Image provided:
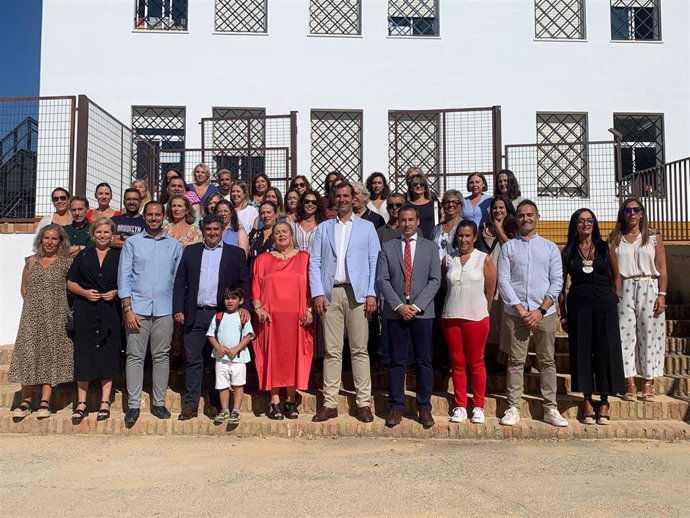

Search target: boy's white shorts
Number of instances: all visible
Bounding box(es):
[215,361,247,389]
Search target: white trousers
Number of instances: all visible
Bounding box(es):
[618,278,665,379]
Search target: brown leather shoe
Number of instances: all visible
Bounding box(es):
[178,404,198,421]
[418,408,435,428]
[357,406,374,423]
[312,406,338,422]
[385,409,403,428]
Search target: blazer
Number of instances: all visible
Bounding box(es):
[173,243,250,328]
[309,215,381,304]
[376,236,441,320]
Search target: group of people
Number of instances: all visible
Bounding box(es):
[10,165,667,429]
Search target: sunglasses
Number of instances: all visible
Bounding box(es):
[387,203,403,209]
[576,219,594,226]
[624,207,642,214]
[303,199,318,206]
[293,182,305,188]
[443,200,460,207]
[52,195,68,202]
[410,181,424,187]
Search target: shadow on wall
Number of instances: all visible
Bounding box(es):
[0,233,35,344]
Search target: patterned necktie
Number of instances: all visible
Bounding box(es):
[404,237,413,298]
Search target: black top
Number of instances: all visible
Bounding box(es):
[112,213,145,237]
[360,209,385,229]
[415,200,436,239]
[567,252,613,299]
[248,228,275,267]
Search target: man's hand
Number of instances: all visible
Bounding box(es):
[522,310,543,329]
[173,312,185,326]
[396,304,418,321]
[125,310,141,332]
[239,308,250,324]
[365,296,377,317]
[313,296,327,316]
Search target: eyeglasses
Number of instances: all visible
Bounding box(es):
[303,199,318,206]
[294,182,305,188]
[410,181,424,187]
[52,195,68,202]
[623,207,642,214]
[387,203,403,209]
[443,200,460,207]
[576,219,594,226]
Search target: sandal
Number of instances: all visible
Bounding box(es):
[97,400,111,421]
[597,399,611,426]
[71,401,88,423]
[13,399,32,419]
[641,380,655,401]
[284,401,299,420]
[36,399,52,419]
[267,403,284,420]
[623,380,637,402]
[582,396,596,425]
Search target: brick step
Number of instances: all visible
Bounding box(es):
[1,384,687,421]
[667,320,690,337]
[664,353,690,376]
[1,408,687,441]
[666,336,690,354]
[666,305,690,320]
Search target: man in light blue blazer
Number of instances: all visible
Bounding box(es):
[310,182,381,423]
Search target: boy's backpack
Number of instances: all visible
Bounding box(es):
[214,312,224,339]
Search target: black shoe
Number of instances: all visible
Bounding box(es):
[124,408,140,426]
[151,405,171,419]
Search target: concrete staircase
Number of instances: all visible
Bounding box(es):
[1,304,688,441]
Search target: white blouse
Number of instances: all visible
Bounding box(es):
[237,205,259,233]
[442,249,489,321]
[616,233,660,278]
[366,200,389,223]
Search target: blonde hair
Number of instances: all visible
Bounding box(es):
[34,224,70,258]
[131,179,151,205]
[609,197,654,248]
[193,163,211,184]
[89,217,116,239]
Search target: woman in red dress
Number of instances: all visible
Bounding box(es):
[251,222,314,420]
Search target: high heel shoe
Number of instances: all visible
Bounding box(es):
[97,400,111,421]
[641,380,655,401]
[582,396,596,425]
[71,401,88,424]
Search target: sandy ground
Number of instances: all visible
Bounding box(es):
[0,435,687,518]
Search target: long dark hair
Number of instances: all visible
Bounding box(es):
[214,199,240,232]
[562,208,609,269]
[486,195,519,238]
[609,197,652,248]
[296,190,324,223]
[365,172,390,201]
[494,169,522,200]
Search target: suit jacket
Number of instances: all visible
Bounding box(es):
[309,215,381,304]
[376,236,441,320]
[173,243,250,328]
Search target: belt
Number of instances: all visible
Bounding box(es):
[623,275,657,281]
[334,283,351,288]
[197,305,217,311]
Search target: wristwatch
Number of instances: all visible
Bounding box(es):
[538,307,547,316]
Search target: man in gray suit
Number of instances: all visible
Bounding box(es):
[377,205,441,428]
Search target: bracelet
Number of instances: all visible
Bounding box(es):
[658,291,667,296]
[559,317,567,323]
[306,307,312,313]
[123,307,132,313]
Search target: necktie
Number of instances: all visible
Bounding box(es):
[404,237,413,298]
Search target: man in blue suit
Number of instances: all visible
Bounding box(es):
[310,182,381,423]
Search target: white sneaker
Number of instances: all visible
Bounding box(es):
[543,408,568,427]
[470,407,485,424]
[449,407,467,423]
[499,406,520,426]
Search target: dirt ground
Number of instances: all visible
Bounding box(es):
[0,435,687,518]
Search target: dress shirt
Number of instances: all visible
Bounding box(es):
[498,234,563,317]
[118,230,182,317]
[463,194,492,227]
[196,242,223,307]
[394,234,421,313]
[334,215,354,284]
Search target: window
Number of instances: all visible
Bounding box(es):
[536,112,589,197]
[614,113,664,176]
[535,0,586,39]
[388,0,438,37]
[131,106,186,177]
[210,108,266,179]
[311,111,363,186]
[310,0,361,35]
[611,0,661,41]
[135,0,188,31]
[388,111,440,188]
[215,0,267,33]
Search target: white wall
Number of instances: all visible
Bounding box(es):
[0,235,36,345]
[38,0,690,206]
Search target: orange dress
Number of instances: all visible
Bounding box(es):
[251,251,313,390]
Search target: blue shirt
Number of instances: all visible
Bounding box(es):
[196,243,223,307]
[498,234,563,317]
[463,194,492,227]
[118,230,182,317]
[222,228,239,246]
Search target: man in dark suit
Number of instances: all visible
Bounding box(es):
[173,214,250,420]
[377,205,441,429]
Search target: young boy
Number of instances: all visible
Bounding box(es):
[207,287,254,424]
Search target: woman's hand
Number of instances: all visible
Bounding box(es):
[84,289,101,303]
[653,295,666,317]
[301,310,313,327]
[256,307,271,324]
[101,290,117,302]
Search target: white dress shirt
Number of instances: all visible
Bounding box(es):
[334,215,354,284]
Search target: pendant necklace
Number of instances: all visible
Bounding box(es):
[578,243,594,274]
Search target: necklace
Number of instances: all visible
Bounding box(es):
[271,248,297,261]
[578,242,594,274]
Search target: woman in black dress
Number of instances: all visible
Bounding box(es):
[404,169,439,239]
[558,209,625,425]
[248,201,278,268]
[67,217,122,423]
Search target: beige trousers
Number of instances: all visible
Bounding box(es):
[322,285,371,408]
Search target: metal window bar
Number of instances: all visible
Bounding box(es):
[388,0,438,36]
[310,110,363,190]
[535,0,586,39]
[310,0,361,35]
[135,0,188,31]
[0,96,76,220]
[610,0,660,41]
[613,113,664,179]
[215,0,267,33]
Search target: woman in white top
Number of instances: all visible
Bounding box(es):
[290,190,323,255]
[441,219,496,425]
[365,172,390,223]
[609,198,667,401]
[230,180,259,233]
[36,187,72,234]
[430,189,464,262]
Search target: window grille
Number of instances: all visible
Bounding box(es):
[388,0,438,37]
[310,111,363,187]
[135,0,188,31]
[535,0,586,39]
[614,113,664,176]
[388,111,440,191]
[310,0,361,35]
[215,0,267,33]
[131,106,186,176]
[611,0,661,41]
[536,113,589,197]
